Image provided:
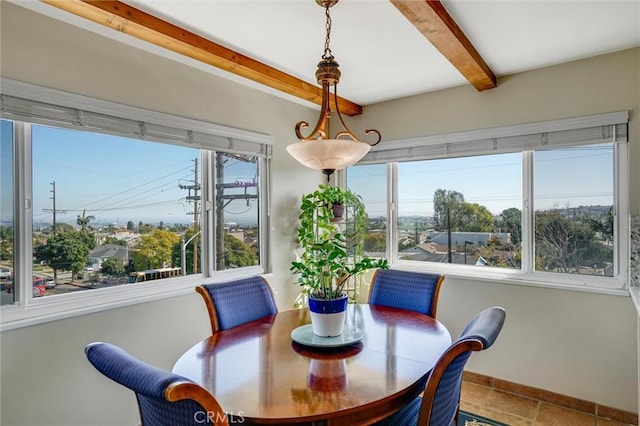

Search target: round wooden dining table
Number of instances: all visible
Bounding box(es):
[172,304,451,425]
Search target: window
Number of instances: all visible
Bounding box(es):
[346,164,387,257]
[1,120,14,306]
[0,79,271,328]
[347,112,628,292]
[393,153,522,268]
[533,145,614,277]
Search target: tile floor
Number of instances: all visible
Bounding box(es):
[460,380,638,426]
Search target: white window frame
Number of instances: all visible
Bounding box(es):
[0,79,272,331]
[348,112,629,296]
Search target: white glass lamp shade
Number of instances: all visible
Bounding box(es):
[286,139,371,171]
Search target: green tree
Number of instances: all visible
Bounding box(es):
[497,207,522,246]
[535,211,611,274]
[224,233,257,268]
[137,229,180,269]
[583,206,614,245]
[103,236,128,246]
[458,203,494,232]
[363,232,386,252]
[35,230,92,280]
[78,228,96,251]
[126,221,135,231]
[54,223,74,234]
[128,250,146,272]
[433,190,493,232]
[76,209,95,230]
[138,222,154,234]
[0,226,13,262]
[433,189,464,231]
[100,257,125,276]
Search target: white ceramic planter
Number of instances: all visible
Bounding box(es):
[308,294,348,337]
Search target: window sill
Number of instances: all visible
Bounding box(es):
[0,266,265,332]
[390,260,629,297]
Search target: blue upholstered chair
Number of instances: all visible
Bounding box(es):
[368,269,445,318]
[85,342,230,426]
[377,306,506,426]
[196,276,278,333]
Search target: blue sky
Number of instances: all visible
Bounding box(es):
[1,118,613,227]
[1,121,259,227]
[348,146,613,218]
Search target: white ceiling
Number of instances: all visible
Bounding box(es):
[14,0,640,107]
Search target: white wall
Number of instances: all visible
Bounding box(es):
[1,2,638,425]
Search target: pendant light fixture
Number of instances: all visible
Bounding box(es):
[287,0,381,180]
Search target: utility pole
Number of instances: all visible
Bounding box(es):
[192,158,199,274]
[42,181,68,235]
[42,181,67,283]
[179,158,200,274]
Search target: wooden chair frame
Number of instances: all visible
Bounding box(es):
[196,285,222,333]
[165,381,230,426]
[417,338,484,426]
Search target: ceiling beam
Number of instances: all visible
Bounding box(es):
[40,0,363,116]
[391,0,497,91]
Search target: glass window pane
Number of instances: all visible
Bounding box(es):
[214,152,259,270]
[534,144,614,276]
[31,125,201,295]
[1,120,14,305]
[347,164,387,257]
[397,153,522,268]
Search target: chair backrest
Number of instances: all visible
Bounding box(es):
[196,276,278,333]
[85,342,229,426]
[418,306,506,426]
[368,269,445,317]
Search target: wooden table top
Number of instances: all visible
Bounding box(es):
[172,304,451,425]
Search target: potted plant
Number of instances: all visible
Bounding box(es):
[319,183,349,221]
[290,184,388,336]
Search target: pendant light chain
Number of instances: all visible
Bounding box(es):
[322,5,333,61]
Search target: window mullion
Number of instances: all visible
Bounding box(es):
[388,162,398,262]
[200,150,214,277]
[258,157,270,272]
[614,141,629,283]
[13,122,33,306]
[521,151,534,274]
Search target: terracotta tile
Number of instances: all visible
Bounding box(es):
[461,381,493,406]
[494,378,541,400]
[598,405,639,426]
[463,371,493,387]
[461,401,483,415]
[472,405,534,426]
[597,418,637,426]
[484,389,540,419]
[535,402,596,426]
[461,374,636,426]
[540,389,596,414]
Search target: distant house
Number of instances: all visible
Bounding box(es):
[87,244,129,270]
[426,231,510,247]
[228,230,245,242]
